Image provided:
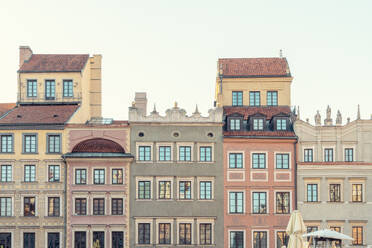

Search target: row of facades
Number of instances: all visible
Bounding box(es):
[0,46,371,248]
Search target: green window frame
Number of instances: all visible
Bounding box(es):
[232,91,243,106]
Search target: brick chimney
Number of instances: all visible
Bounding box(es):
[134,92,147,116]
[19,46,33,68]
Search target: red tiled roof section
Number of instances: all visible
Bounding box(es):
[19,54,89,72]
[219,58,290,77]
[0,104,79,124]
[224,130,296,137]
[72,138,125,153]
[224,106,292,119]
[0,103,16,117]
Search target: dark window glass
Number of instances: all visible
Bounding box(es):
[179,181,192,199]
[249,91,260,106]
[0,197,12,216]
[276,154,289,169]
[159,146,171,161]
[324,148,333,162]
[352,226,363,245]
[112,169,123,184]
[200,146,212,162]
[27,80,37,97]
[48,165,60,182]
[276,119,287,130]
[276,192,290,214]
[304,149,313,162]
[63,80,73,97]
[138,181,151,199]
[159,223,171,244]
[24,135,37,153]
[329,184,341,202]
[93,198,105,215]
[307,184,318,202]
[229,153,243,168]
[138,146,151,161]
[0,165,12,182]
[75,169,86,185]
[94,169,105,184]
[93,232,105,248]
[330,227,341,247]
[74,231,86,248]
[230,231,244,248]
[24,165,36,182]
[253,231,267,248]
[345,148,354,162]
[138,223,150,244]
[48,135,61,153]
[75,198,87,215]
[267,91,278,106]
[252,153,266,169]
[159,181,171,199]
[277,231,289,248]
[253,118,264,130]
[179,223,192,245]
[112,198,123,215]
[229,192,244,213]
[24,197,35,216]
[229,118,241,131]
[45,80,55,100]
[48,197,60,217]
[306,226,318,243]
[179,146,191,161]
[24,232,35,248]
[200,223,212,245]
[232,91,243,106]
[47,232,60,248]
[352,184,363,202]
[0,135,13,153]
[253,192,267,214]
[200,181,212,200]
[112,232,123,248]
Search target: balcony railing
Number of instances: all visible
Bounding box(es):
[18,92,82,104]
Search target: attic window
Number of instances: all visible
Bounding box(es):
[53,114,59,118]
[252,118,264,130]
[229,118,241,131]
[276,118,287,131]
[17,115,22,118]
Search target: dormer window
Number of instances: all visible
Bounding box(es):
[252,118,264,130]
[229,118,241,131]
[276,118,287,130]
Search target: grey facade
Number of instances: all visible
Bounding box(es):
[128,96,224,247]
[295,107,372,246]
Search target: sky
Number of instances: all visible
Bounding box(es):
[1,0,371,123]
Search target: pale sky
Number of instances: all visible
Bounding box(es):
[1,0,371,123]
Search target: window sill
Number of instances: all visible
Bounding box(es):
[45,216,62,218]
[136,199,153,201]
[305,201,321,203]
[21,216,38,218]
[22,153,39,155]
[177,199,194,201]
[0,216,14,218]
[21,181,39,184]
[251,213,269,215]
[0,152,14,154]
[350,201,365,204]
[47,181,62,183]
[136,160,153,163]
[327,201,344,203]
[0,181,15,184]
[156,199,173,201]
[46,152,62,155]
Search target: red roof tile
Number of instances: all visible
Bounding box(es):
[19,54,89,72]
[0,104,79,125]
[224,106,292,119]
[72,138,125,153]
[224,130,296,137]
[0,103,16,117]
[218,58,290,77]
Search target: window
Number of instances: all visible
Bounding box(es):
[75,231,86,248]
[112,198,123,215]
[23,134,37,153]
[0,197,12,216]
[304,149,313,162]
[276,154,289,169]
[250,91,260,106]
[93,231,104,248]
[24,232,35,248]
[229,118,241,131]
[159,223,171,244]
[200,181,212,200]
[112,169,123,184]
[179,223,192,245]
[94,169,105,184]
[24,165,36,182]
[252,192,267,214]
[276,192,290,214]
[324,148,333,162]
[252,118,264,130]
[24,197,36,216]
[267,91,278,106]
[179,146,191,161]
[329,184,341,202]
[276,119,287,130]
[0,165,12,182]
[230,231,244,248]
[112,232,124,248]
[75,169,86,185]
[45,80,55,100]
[252,153,266,169]
[352,184,363,202]
[352,226,363,245]
[306,226,318,242]
[330,227,341,247]
[48,165,60,182]
[47,135,61,153]
[345,148,354,162]
[159,146,171,161]
[200,146,212,162]
[138,181,151,199]
[63,80,73,97]
[232,91,243,106]
[0,233,11,248]
[48,197,60,217]
[27,80,37,97]
[200,223,212,245]
[229,153,243,168]
[307,184,318,202]
[93,198,105,215]
[138,223,150,244]
[159,181,172,199]
[138,146,151,161]
[277,231,289,248]
[48,233,60,248]
[229,192,244,214]
[0,135,13,153]
[75,198,86,215]
[179,181,192,199]
[253,231,267,248]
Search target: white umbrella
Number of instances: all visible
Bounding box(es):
[286,210,307,248]
[303,229,354,241]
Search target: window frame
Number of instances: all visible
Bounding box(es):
[24,165,36,182]
[74,198,87,215]
[0,134,14,153]
[22,133,38,154]
[252,118,265,131]
[229,230,244,248]
[138,180,152,200]
[229,191,244,214]
[352,226,363,245]
[304,148,313,162]
[158,223,171,245]
[24,196,36,216]
[74,231,87,248]
[63,79,74,98]
[75,168,87,185]
[253,231,268,248]
[179,223,192,245]
[178,180,192,200]
[47,197,60,217]
[93,198,105,215]
[111,198,123,215]
[329,184,341,202]
[158,145,172,162]
[23,232,35,248]
[275,153,290,169]
[232,91,243,106]
[112,231,124,248]
[275,192,290,214]
[158,180,172,200]
[112,168,123,184]
[199,223,212,245]
[138,223,151,244]
[252,153,266,169]
[199,180,213,200]
[249,91,260,106]
[138,145,152,161]
[344,148,354,162]
[179,145,192,162]
[27,79,38,98]
[48,165,60,182]
[267,91,278,106]
[229,118,242,131]
[229,152,244,169]
[324,148,334,162]
[45,79,56,100]
[0,197,12,216]
[0,164,12,182]
[46,134,61,154]
[47,232,60,248]
[351,184,363,202]
[93,169,105,185]
[252,192,267,214]
[306,184,318,202]
[199,146,212,162]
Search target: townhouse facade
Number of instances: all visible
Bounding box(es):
[216,58,297,248]
[295,107,372,247]
[128,93,224,247]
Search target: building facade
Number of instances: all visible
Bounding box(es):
[295,107,372,246]
[217,58,297,248]
[128,93,224,247]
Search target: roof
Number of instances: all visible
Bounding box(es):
[224,130,296,138]
[218,58,290,78]
[0,104,79,125]
[224,106,292,119]
[63,152,133,158]
[72,138,125,153]
[19,54,89,72]
[0,103,16,117]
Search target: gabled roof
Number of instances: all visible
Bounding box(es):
[19,54,89,72]
[218,58,291,78]
[0,103,16,117]
[0,104,79,125]
[224,106,292,120]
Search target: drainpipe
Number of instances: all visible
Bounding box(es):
[294,138,298,210]
[63,157,67,248]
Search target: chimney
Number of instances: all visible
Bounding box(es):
[135,92,147,116]
[19,46,33,68]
